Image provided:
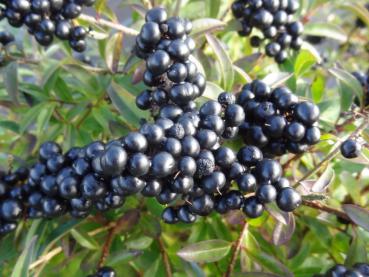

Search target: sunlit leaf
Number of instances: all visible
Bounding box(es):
[177,240,232,263]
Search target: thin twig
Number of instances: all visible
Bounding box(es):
[302,200,352,223]
[224,222,248,277]
[158,237,172,277]
[294,119,369,186]
[97,225,116,269]
[79,14,139,36]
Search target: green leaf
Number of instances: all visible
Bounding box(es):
[339,3,369,26]
[342,204,369,232]
[311,73,325,103]
[0,120,20,133]
[345,231,368,265]
[70,229,99,250]
[107,81,145,128]
[203,81,223,100]
[39,219,82,254]
[3,62,19,105]
[36,102,56,136]
[311,165,335,193]
[11,236,37,277]
[235,53,263,73]
[294,50,318,77]
[126,236,153,250]
[191,18,226,38]
[177,239,232,263]
[20,103,44,133]
[303,22,347,42]
[106,250,143,266]
[329,68,364,108]
[262,72,293,88]
[205,34,234,91]
[105,32,123,73]
[247,250,293,277]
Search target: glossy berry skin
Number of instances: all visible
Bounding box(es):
[215,147,236,169]
[256,183,277,203]
[237,146,263,166]
[0,31,15,45]
[225,190,244,209]
[97,266,116,277]
[340,139,361,159]
[190,194,214,216]
[151,152,176,178]
[225,104,245,127]
[100,145,127,176]
[353,263,369,275]
[161,207,178,224]
[243,196,264,218]
[0,199,23,220]
[294,102,320,125]
[255,159,282,182]
[201,171,226,193]
[177,205,196,223]
[178,156,197,176]
[285,121,306,142]
[145,7,167,23]
[146,50,171,75]
[325,265,347,277]
[276,187,302,212]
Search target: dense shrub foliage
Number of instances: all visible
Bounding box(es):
[0,0,368,276]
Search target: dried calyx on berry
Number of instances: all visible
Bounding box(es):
[0,0,94,51]
[236,79,320,156]
[134,7,206,111]
[231,0,304,64]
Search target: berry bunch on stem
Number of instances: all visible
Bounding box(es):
[0,0,94,51]
[232,0,304,63]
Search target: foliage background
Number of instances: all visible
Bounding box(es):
[0,0,368,276]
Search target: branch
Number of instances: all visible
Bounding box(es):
[158,237,172,277]
[97,225,116,269]
[302,200,352,223]
[224,222,248,277]
[79,14,139,36]
[294,118,369,186]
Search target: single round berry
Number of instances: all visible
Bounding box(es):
[276,187,302,212]
[340,139,361,159]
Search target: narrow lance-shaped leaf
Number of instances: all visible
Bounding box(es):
[3,62,19,106]
[342,204,369,232]
[262,72,293,88]
[205,34,234,91]
[191,18,226,38]
[105,32,123,73]
[177,239,232,263]
[11,236,37,277]
[303,22,347,42]
[339,2,369,26]
[329,68,364,108]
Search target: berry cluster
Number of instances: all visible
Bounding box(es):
[314,263,369,277]
[352,70,369,107]
[232,0,304,64]
[134,7,206,110]
[340,139,362,159]
[0,96,302,233]
[0,0,94,51]
[0,8,305,235]
[236,80,320,156]
[0,30,14,46]
[87,266,116,277]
